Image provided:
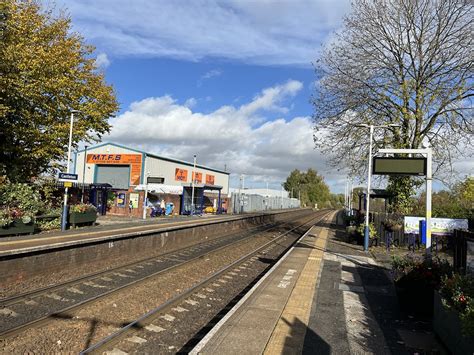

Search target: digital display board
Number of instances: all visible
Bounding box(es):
[372,157,427,176]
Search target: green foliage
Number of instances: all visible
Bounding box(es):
[70,203,97,214]
[386,176,421,214]
[0,178,61,227]
[0,182,43,226]
[411,176,474,220]
[356,222,377,239]
[0,0,119,181]
[283,169,331,207]
[440,274,474,336]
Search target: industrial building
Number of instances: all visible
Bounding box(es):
[73,142,230,216]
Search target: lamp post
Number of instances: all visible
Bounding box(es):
[61,110,81,231]
[81,145,88,203]
[191,154,196,216]
[357,123,400,251]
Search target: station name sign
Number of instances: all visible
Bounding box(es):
[58,172,78,182]
[372,157,427,176]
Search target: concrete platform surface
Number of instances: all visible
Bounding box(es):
[191,211,448,355]
[0,214,235,256]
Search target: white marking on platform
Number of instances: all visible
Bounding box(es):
[224,275,233,279]
[67,287,84,294]
[136,265,144,269]
[185,299,199,306]
[24,299,38,306]
[212,283,221,287]
[161,314,175,322]
[229,272,238,276]
[172,306,188,312]
[218,279,227,283]
[195,293,207,299]
[205,288,214,292]
[0,308,18,317]
[101,277,113,281]
[145,324,165,333]
[127,335,147,344]
[277,269,297,288]
[124,269,136,273]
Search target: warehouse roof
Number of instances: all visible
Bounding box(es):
[76,142,230,175]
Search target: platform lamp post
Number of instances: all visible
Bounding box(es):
[81,145,88,203]
[61,109,81,231]
[191,154,196,216]
[356,123,400,252]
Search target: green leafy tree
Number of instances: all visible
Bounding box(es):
[313,0,473,211]
[0,0,119,182]
[283,169,331,207]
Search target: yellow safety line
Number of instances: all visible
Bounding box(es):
[264,213,333,354]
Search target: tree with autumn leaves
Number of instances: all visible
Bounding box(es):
[0,0,118,182]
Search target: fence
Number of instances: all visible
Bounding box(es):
[453,229,474,274]
[230,193,300,214]
[371,212,407,246]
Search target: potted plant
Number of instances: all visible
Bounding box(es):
[391,254,452,315]
[434,274,474,353]
[0,208,35,236]
[68,203,97,227]
[356,222,377,246]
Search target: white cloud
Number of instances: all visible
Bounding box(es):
[184,98,197,108]
[107,80,336,188]
[201,69,222,80]
[95,52,110,68]
[60,0,352,66]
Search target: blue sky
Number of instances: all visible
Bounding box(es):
[50,0,379,192]
[43,0,471,196]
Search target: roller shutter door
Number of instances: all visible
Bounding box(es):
[95,165,130,189]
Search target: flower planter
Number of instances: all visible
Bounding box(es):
[395,283,434,316]
[0,219,35,236]
[68,211,97,228]
[433,291,474,354]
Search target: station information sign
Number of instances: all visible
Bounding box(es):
[372,157,427,176]
[58,172,78,182]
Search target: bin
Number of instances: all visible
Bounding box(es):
[165,202,174,216]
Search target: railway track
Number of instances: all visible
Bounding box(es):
[0,210,314,339]
[80,210,331,354]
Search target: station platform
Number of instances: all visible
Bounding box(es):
[191,212,446,355]
[0,214,245,257]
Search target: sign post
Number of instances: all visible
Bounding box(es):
[378,148,433,254]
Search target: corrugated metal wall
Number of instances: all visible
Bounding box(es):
[230,193,300,213]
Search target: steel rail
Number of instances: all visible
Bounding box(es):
[80,210,331,354]
[0,211,313,339]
